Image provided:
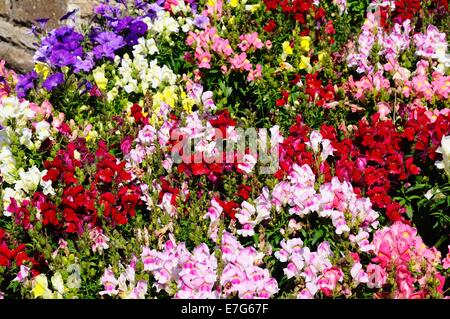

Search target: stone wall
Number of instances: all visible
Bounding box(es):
[0,0,97,72]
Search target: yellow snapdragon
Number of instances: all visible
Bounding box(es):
[299,36,311,52]
[318,51,328,65]
[230,0,239,7]
[181,91,194,113]
[86,129,98,142]
[34,62,51,79]
[245,4,261,12]
[93,65,108,91]
[299,55,311,71]
[282,41,293,56]
[31,274,53,299]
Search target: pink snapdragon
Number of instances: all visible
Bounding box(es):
[211,38,234,57]
[275,240,334,298]
[350,262,369,285]
[204,198,222,241]
[238,32,263,52]
[376,102,391,120]
[99,267,120,296]
[247,64,262,82]
[414,25,447,59]
[366,263,387,288]
[89,227,110,254]
[235,201,257,237]
[140,232,277,299]
[347,12,380,74]
[220,232,279,299]
[236,153,257,174]
[29,100,53,118]
[370,222,445,298]
[371,222,418,267]
[317,267,344,297]
[174,244,219,299]
[141,237,218,298]
[13,265,30,283]
[195,48,212,69]
[229,53,252,71]
[443,246,450,270]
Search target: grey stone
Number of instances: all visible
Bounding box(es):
[0,41,34,72]
[11,0,67,28]
[0,0,12,17]
[0,17,37,50]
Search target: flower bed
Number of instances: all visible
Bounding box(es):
[0,0,449,299]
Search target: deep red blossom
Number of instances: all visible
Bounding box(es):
[305,72,335,106]
[89,85,102,97]
[393,0,422,23]
[18,139,142,237]
[216,198,239,219]
[41,202,59,226]
[236,185,252,200]
[209,109,236,137]
[325,20,335,35]
[99,192,116,217]
[131,103,144,123]
[0,234,35,270]
[118,185,141,218]
[59,123,71,136]
[263,19,277,32]
[276,90,289,107]
[191,163,210,175]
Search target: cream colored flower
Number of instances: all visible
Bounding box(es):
[435,135,450,177]
[31,274,53,299]
[93,65,108,91]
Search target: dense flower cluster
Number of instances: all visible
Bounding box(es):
[0,0,449,299]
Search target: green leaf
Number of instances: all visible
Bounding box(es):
[311,229,324,246]
[405,206,413,219]
[405,184,427,193]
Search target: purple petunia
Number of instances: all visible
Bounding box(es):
[95,31,125,47]
[124,20,148,46]
[35,18,50,29]
[42,72,64,91]
[92,31,125,60]
[15,71,38,98]
[59,8,79,22]
[74,53,95,73]
[146,3,164,19]
[49,50,77,67]
[194,15,209,29]
[35,26,85,69]
[92,45,117,60]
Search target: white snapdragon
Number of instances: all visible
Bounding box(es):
[0,97,35,126]
[148,11,179,35]
[35,120,51,141]
[0,96,18,120]
[0,146,17,184]
[15,165,42,194]
[18,127,34,149]
[171,0,190,15]
[133,38,159,56]
[111,10,181,102]
[435,135,450,177]
[181,17,194,33]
